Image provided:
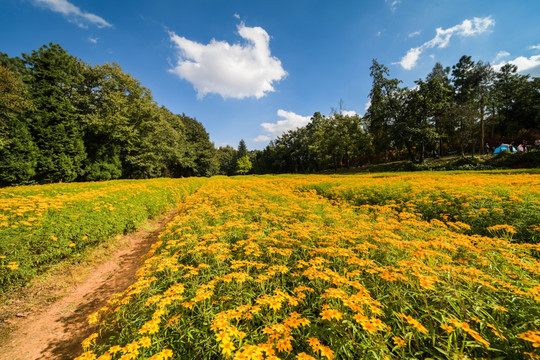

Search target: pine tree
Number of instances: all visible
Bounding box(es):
[23,44,86,183]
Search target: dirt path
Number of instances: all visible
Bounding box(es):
[0,210,177,360]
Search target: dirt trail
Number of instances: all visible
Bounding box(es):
[0,210,176,360]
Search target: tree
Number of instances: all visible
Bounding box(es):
[81,62,139,180]
[216,146,237,175]
[0,44,221,185]
[237,139,248,159]
[491,64,540,136]
[179,115,218,177]
[236,155,252,175]
[425,63,452,155]
[451,55,493,154]
[366,59,402,160]
[0,65,37,186]
[23,43,86,182]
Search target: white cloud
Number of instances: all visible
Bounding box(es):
[258,109,311,138]
[493,50,510,62]
[408,31,421,38]
[398,16,494,70]
[88,36,98,44]
[493,54,540,73]
[169,23,287,99]
[341,110,358,117]
[386,0,402,12]
[399,47,423,70]
[33,0,112,28]
[377,31,382,37]
[529,44,540,51]
[234,13,240,19]
[253,135,271,142]
[364,99,371,112]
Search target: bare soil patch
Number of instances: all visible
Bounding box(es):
[0,209,177,360]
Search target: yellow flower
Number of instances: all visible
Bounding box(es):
[392,336,406,348]
[96,353,112,360]
[440,324,454,333]
[398,313,428,334]
[74,351,97,360]
[82,332,98,350]
[518,330,540,348]
[220,339,236,357]
[138,336,152,348]
[296,352,317,360]
[139,319,160,334]
[320,309,343,321]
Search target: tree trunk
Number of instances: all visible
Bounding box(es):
[480,98,485,154]
[406,142,416,163]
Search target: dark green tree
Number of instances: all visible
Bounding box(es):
[366,59,402,160]
[23,43,86,182]
[237,139,248,158]
[425,63,453,155]
[451,56,493,154]
[216,146,237,176]
[0,65,38,186]
[179,115,218,177]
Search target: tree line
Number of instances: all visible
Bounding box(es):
[2,45,539,184]
[248,56,540,174]
[0,43,219,186]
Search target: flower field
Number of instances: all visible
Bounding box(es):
[304,171,540,243]
[0,178,206,293]
[76,173,540,360]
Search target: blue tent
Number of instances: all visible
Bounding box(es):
[493,144,516,154]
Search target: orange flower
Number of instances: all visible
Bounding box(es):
[320,309,343,321]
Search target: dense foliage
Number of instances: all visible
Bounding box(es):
[252,57,540,174]
[0,177,206,292]
[0,44,218,186]
[2,45,539,182]
[76,173,539,360]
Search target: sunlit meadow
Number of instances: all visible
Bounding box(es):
[73,173,539,360]
[0,178,206,292]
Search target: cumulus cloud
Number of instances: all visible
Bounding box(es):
[33,0,112,28]
[493,54,540,73]
[169,23,287,99]
[408,31,421,38]
[398,16,494,70]
[88,36,99,44]
[257,110,311,139]
[529,44,540,51]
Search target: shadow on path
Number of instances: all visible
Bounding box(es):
[42,216,170,360]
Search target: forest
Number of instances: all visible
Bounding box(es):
[1,44,540,185]
[0,43,217,187]
[252,58,540,174]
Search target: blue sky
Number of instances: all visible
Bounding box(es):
[1,0,539,150]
